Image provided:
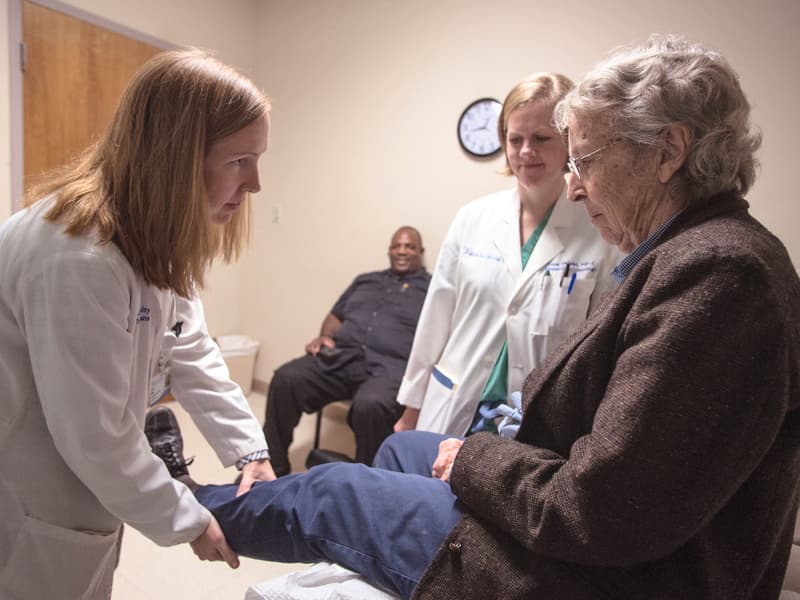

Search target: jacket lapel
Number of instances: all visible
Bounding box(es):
[519,192,750,415]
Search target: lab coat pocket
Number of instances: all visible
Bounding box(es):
[1,515,121,600]
[533,276,595,334]
[531,276,595,359]
[418,365,460,433]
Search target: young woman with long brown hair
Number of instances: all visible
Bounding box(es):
[0,49,275,598]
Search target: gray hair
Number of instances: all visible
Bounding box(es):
[554,34,762,198]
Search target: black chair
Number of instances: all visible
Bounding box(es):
[305,401,355,469]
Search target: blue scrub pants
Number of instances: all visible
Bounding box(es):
[195,431,461,599]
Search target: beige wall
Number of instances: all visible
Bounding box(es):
[2,0,799,386]
[247,0,800,383]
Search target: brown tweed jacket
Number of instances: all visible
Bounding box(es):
[413,193,800,600]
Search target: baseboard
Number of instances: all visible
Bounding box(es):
[251,377,269,395]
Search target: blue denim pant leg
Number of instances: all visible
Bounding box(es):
[373,430,464,476]
[195,462,464,599]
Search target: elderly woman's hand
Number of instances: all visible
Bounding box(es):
[431,437,465,482]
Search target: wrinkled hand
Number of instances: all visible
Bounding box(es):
[431,438,464,482]
[305,336,335,356]
[236,458,276,497]
[394,407,420,432]
[190,515,239,569]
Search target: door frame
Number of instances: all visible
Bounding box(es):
[7,0,171,211]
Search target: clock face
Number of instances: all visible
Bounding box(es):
[457,98,503,157]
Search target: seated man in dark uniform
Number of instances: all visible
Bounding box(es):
[263,226,430,475]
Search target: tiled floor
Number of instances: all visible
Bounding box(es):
[113,392,356,600]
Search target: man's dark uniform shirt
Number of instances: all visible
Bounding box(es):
[263,265,431,475]
[321,268,430,378]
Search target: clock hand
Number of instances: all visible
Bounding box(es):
[470,117,492,132]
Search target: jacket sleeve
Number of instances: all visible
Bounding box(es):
[450,250,794,566]
[395,212,463,409]
[168,295,268,466]
[24,250,209,546]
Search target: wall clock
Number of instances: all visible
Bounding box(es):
[457,97,503,157]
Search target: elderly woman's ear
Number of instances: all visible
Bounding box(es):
[657,123,693,184]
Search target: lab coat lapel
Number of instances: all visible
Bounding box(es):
[492,189,523,279]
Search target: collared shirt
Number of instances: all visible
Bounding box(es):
[239,269,430,467]
[324,268,431,381]
[611,212,683,284]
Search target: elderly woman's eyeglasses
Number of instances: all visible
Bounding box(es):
[566,142,614,181]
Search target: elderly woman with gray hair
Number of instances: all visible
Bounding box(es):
[149,35,800,600]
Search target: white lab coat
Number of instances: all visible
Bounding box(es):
[396,186,624,436]
[0,198,267,599]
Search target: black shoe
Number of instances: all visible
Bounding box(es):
[144,406,193,478]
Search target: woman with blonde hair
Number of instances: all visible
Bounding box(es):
[0,49,274,598]
[394,72,622,436]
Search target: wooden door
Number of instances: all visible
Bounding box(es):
[22,1,163,190]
